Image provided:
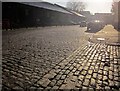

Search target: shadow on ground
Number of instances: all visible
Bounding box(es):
[85,27,103,33]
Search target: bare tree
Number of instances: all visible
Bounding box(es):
[66,0,86,12]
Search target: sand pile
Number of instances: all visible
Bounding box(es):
[95,25,120,37]
[92,25,120,44]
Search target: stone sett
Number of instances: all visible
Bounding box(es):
[2,27,120,90]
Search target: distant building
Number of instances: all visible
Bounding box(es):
[112,1,118,29]
[114,1,120,30]
[2,2,85,30]
[93,13,113,24]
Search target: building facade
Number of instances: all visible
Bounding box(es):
[2,2,85,30]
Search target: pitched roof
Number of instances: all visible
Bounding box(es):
[2,1,72,14]
[70,11,85,17]
[20,2,72,14]
[54,4,85,17]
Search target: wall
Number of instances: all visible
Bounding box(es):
[2,2,82,30]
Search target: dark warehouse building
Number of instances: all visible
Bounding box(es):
[2,2,85,30]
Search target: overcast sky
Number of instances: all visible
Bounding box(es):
[43,0,113,14]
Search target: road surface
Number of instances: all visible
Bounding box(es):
[2,25,91,89]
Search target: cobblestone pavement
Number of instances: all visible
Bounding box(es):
[29,43,120,90]
[2,26,90,90]
[2,26,120,90]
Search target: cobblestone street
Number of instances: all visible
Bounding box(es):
[31,43,120,90]
[2,26,90,90]
[2,25,120,90]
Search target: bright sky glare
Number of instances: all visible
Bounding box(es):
[43,0,113,14]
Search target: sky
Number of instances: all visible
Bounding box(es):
[43,0,113,14]
[3,0,114,14]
